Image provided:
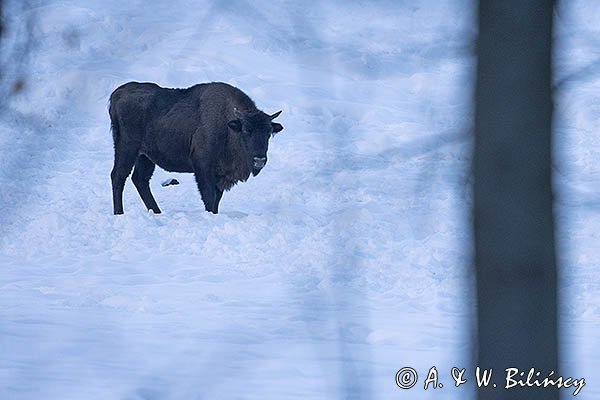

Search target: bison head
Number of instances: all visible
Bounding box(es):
[228,109,284,175]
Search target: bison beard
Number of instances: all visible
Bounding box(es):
[109,82,284,215]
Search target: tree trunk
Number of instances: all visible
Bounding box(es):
[474,1,558,400]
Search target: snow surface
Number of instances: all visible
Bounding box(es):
[0,0,597,399]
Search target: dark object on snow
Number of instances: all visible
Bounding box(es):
[109,82,284,215]
[161,178,179,187]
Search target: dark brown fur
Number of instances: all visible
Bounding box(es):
[109,82,283,214]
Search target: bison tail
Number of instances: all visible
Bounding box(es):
[108,97,120,144]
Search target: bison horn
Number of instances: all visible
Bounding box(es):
[233,107,244,119]
[270,110,282,120]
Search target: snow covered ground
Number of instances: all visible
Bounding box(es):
[555,1,600,398]
[0,1,597,399]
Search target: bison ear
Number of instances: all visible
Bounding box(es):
[228,119,242,132]
[271,122,284,136]
[270,110,282,120]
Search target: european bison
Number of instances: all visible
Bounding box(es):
[109,82,284,215]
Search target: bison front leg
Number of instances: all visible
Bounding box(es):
[193,167,218,214]
[214,187,224,213]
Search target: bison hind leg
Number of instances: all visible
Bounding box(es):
[132,154,161,214]
[111,146,139,215]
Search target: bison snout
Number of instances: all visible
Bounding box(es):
[253,156,267,169]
